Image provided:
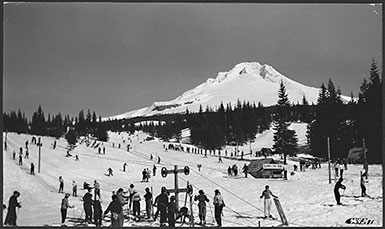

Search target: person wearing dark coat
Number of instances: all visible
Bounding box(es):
[157,187,169,226]
[103,195,123,227]
[144,187,153,219]
[18,154,23,166]
[4,191,21,226]
[93,196,103,227]
[83,189,94,223]
[30,163,35,175]
[334,178,346,205]
[242,164,249,178]
[167,196,177,227]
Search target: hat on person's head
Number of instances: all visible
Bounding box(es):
[65,193,71,197]
[214,189,220,194]
[170,196,176,201]
[199,190,204,195]
[117,188,123,193]
[13,191,20,196]
[265,185,269,189]
[145,187,150,192]
[130,184,134,188]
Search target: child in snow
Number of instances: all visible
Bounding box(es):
[260,185,278,219]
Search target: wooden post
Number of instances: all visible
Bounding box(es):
[363,138,368,179]
[174,165,179,210]
[189,194,194,227]
[38,137,42,173]
[327,137,331,184]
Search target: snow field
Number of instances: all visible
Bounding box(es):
[3,128,382,227]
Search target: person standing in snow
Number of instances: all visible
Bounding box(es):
[157,187,169,226]
[242,164,249,178]
[260,185,278,219]
[103,194,123,227]
[153,164,157,176]
[194,190,209,225]
[30,163,35,175]
[94,180,101,200]
[167,196,177,227]
[360,171,368,197]
[334,177,346,205]
[60,193,74,226]
[93,196,103,227]
[72,181,77,197]
[18,154,23,166]
[228,166,232,177]
[132,191,141,218]
[123,163,127,172]
[103,146,105,154]
[4,191,21,226]
[24,148,29,159]
[12,150,16,160]
[142,169,148,182]
[58,176,64,193]
[213,189,225,227]
[127,184,136,213]
[144,187,153,219]
[157,156,161,164]
[83,188,94,223]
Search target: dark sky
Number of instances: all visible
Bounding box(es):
[3,3,382,118]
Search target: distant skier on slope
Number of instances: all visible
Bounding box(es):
[58,176,64,193]
[334,177,346,205]
[107,167,113,176]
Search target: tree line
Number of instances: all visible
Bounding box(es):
[3,60,381,163]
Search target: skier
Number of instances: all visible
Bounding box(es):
[360,171,368,197]
[83,188,94,223]
[204,150,208,158]
[60,193,74,226]
[197,164,202,172]
[213,189,225,227]
[30,163,35,175]
[72,181,77,197]
[98,147,101,154]
[94,180,101,199]
[232,164,238,176]
[53,140,56,149]
[168,196,177,227]
[123,163,127,172]
[132,191,141,218]
[93,196,103,227]
[142,169,148,182]
[103,194,123,227]
[260,185,278,219]
[18,154,23,166]
[144,187,153,219]
[242,163,249,178]
[194,190,209,225]
[75,155,80,161]
[4,191,21,226]
[25,140,28,149]
[127,184,136,213]
[153,164,157,176]
[157,187,169,226]
[157,156,161,164]
[218,155,223,163]
[150,154,153,160]
[227,166,232,177]
[24,148,29,159]
[107,167,113,176]
[58,176,64,193]
[12,150,16,160]
[103,147,105,154]
[334,177,346,205]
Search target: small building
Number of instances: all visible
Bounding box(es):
[248,158,283,178]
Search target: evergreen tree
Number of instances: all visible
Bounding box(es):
[272,81,298,164]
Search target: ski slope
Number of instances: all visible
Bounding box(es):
[3,127,382,227]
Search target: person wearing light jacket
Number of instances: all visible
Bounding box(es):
[213,189,225,227]
[60,193,74,226]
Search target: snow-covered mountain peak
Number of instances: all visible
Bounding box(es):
[105,61,352,120]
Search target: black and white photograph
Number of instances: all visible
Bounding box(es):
[2,2,383,227]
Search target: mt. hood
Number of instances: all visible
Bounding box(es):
[108,62,350,120]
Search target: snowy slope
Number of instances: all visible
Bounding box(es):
[3,128,382,227]
[107,62,352,120]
